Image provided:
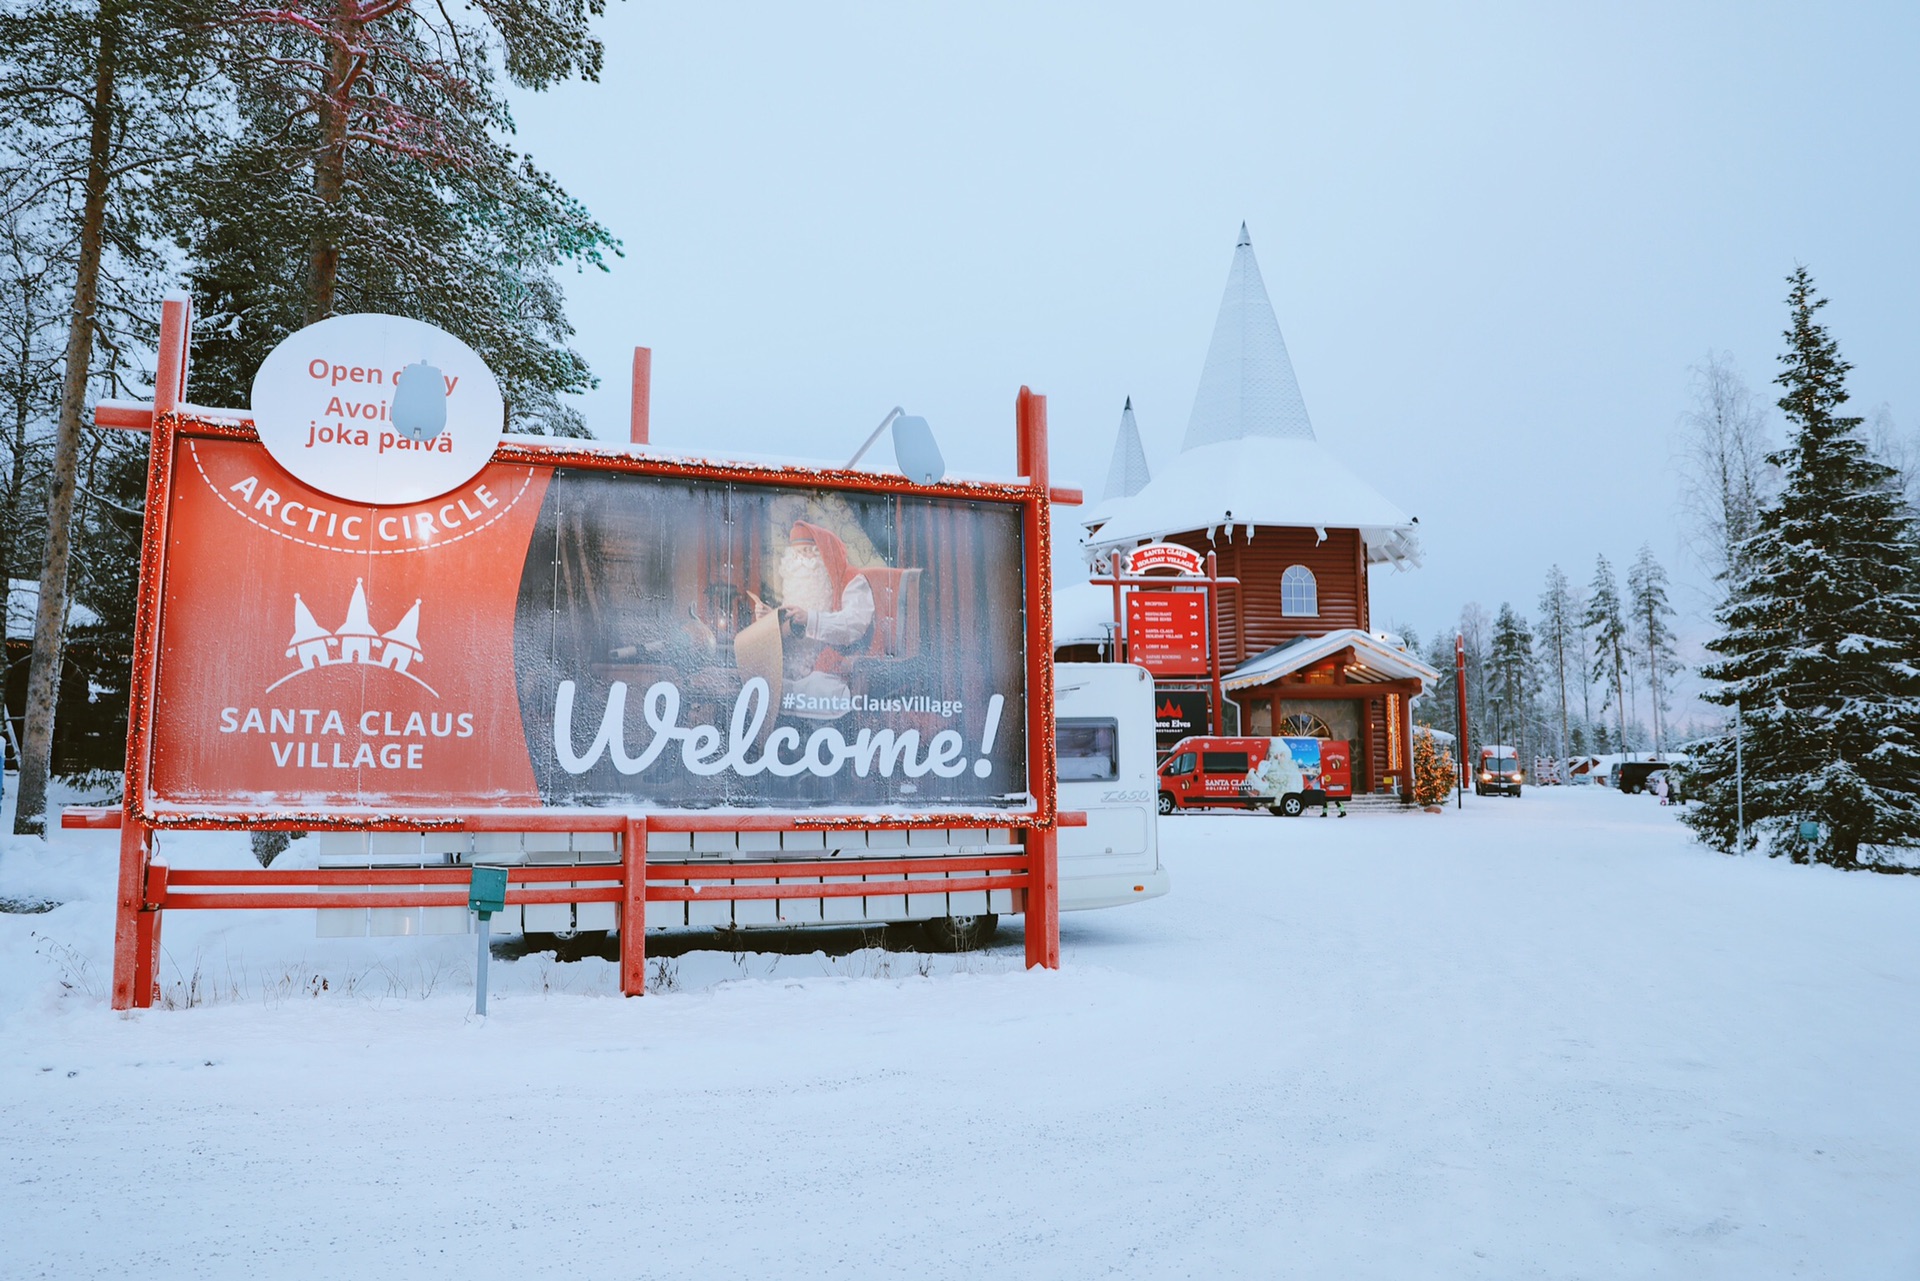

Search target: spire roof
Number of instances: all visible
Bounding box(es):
[1181,223,1315,450]
[1100,397,1152,503]
[337,579,378,637]
[287,593,329,646]
[382,599,423,653]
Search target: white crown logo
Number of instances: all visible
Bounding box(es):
[268,578,436,696]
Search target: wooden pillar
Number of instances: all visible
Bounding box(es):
[630,347,651,445]
[1399,688,1416,802]
[1025,826,1059,970]
[111,821,151,1009]
[620,813,648,996]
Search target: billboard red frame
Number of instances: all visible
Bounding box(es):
[85,299,1083,1007]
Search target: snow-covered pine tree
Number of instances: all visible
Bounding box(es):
[1537,565,1577,758]
[1584,556,1630,757]
[1626,545,1679,755]
[1489,604,1536,760]
[1685,268,1920,866]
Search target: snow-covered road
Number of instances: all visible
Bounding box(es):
[3,788,1916,1278]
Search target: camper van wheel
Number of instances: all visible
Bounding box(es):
[921,914,999,952]
[1157,792,1175,816]
[1278,794,1306,818]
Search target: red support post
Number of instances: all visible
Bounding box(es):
[1015,388,1059,970]
[620,813,648,996]
[1455,633,1469,807]
[1206,551,1225,736]
[112,294,190,1011]
[111,820,150,1009]
[1109,550,1125,663]
[630,347,651,445]
[1024,826,1060,970]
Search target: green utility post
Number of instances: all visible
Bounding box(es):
[469,866,508,1015]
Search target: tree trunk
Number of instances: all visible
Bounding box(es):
[305,1,358,324]
[14,7,119,836]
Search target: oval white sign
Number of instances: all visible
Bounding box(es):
[250,314,505,505]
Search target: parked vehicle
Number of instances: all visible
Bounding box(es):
[1055,662,1171,911]
[1476,744,1523,797]
[1156,735,1352,817]
[1611,758,1688,796]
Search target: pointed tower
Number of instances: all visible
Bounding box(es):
[336,578,378,663]
[287,593,329,647]
[378,599,424,672]
[1181,222,1315,450]
[285,592,334,668]
[1101,397,1152,503]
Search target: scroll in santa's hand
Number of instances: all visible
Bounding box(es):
[732,610,783,748]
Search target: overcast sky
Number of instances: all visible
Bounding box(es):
[509,0,1920,663]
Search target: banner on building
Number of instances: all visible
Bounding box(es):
[147,438,1030,812]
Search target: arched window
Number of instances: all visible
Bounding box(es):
[1281,565,1318,617]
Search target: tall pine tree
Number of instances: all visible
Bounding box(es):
[1685,268,1920,866]
[1626,544,1678,755]
[1584,555,1630,755]
[1489,603,1536,759]
[1537,564,1577,758]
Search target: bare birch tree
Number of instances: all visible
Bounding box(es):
[1676,351,1773,595]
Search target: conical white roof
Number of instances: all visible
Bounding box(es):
[1182,223,1315,449]
[381,599,423,652]
[337,579,378,637]
[287,593,329,646]
[1101,398,1151,502]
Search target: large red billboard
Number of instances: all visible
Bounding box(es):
[150,437,1030,813]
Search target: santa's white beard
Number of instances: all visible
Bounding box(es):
[781,553,834,615]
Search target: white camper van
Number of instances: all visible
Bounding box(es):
[308,661,1167,951]
[1054,661,1170,911]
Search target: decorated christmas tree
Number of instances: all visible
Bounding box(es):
[1412,731,1457,807]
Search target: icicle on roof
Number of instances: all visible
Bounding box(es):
[1180,222,1315,450]
[337,579,378,637]
[382,599,423,652]
[287,593,329,646]
[1101,397,1152,502]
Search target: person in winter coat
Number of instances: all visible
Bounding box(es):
[1652,772,1671,806]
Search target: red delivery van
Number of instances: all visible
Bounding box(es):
[1156,736,1352,817]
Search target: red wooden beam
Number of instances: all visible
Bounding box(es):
[630,346,652,445]
[621,814,648,997]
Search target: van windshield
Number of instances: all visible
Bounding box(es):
[1490,756,1518,772]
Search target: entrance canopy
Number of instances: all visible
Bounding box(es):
[1224,627,1438,693]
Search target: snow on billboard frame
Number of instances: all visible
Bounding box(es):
[81,298,1079,1008]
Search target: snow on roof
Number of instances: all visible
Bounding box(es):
[1083,225,1419,567]
[1223,627,1439,692]
[7,578,102,641]
[1182,223,1315,449]
[1052,580,1119,648]
[1085,437,1420,565]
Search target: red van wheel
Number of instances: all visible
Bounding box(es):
[1157,792,1176,816]
[1278,794,1305,818]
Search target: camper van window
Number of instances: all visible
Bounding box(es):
[1202,751,1250,774]
[1057,718,1119,782]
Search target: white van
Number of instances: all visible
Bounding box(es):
[1054,661,1171,912]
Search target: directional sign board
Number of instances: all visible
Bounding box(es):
[1126,592,1208,676]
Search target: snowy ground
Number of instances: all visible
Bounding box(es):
[3,784,1917,1279]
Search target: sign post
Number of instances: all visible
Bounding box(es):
[468,865,507,1015]
[1455,633,1468,809]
